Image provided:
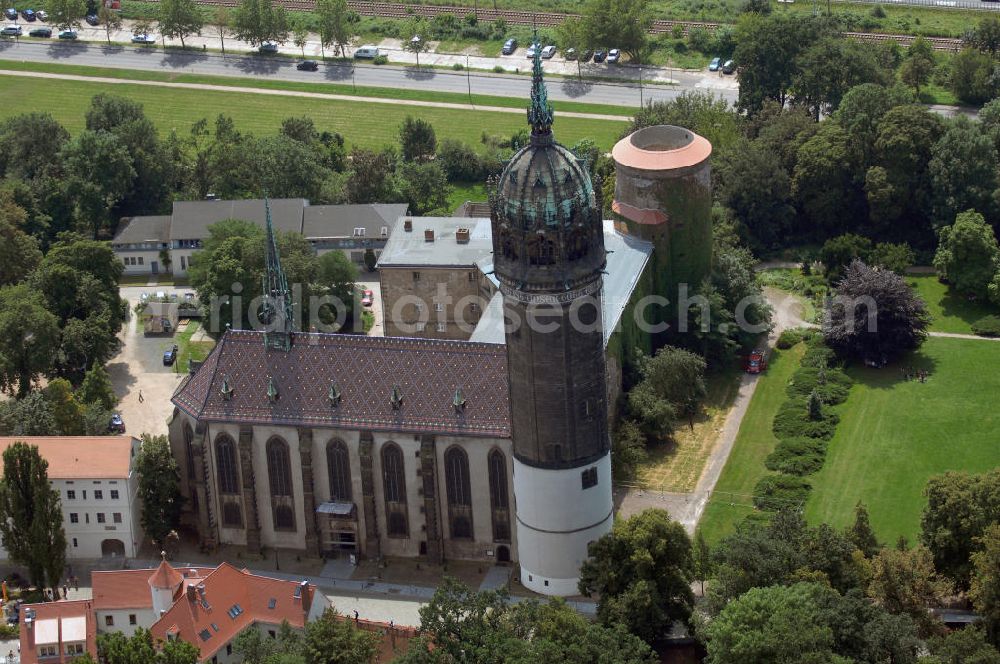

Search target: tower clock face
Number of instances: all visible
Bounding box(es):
[576,301,599,326]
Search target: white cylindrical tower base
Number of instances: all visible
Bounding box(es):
[513,452,613,596]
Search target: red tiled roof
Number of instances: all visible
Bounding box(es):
[19,600,96,664]
[149,560,185,590]
[172,330,511,438]
[92,570,156,610]
[148,563,316,661]
[0,436,136,479]
[611,200,669,226]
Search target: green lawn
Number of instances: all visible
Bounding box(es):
[445,181,489,213]
[805,337,1000,545]
[908,274,999,334]
[697,343,806,545]
[173,320,215,375]
[0,74,626,151]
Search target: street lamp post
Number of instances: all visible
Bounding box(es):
[466,54,472,105]
[639,67,643,107]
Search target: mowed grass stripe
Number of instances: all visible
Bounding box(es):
[0,74,626,150]
[805,337,1000,544]
[697,343,806,545]
[0,58,638,119]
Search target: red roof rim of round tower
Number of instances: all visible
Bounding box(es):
[612,125,712,171]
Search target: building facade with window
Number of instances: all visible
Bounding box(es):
[0,436,143,560]
[19,599,97,664]
[112,201,407,276]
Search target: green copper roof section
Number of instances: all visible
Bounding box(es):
[527,32,554,140]
[262,197,294,351]
[390,384,404,410]
[328,381,341,406]
[267,376,279,402]
[453,386,466,412]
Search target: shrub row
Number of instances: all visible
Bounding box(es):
[972,315,1000,337]
[752,335,854,513]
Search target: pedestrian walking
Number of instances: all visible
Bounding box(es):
[138,390,144,403]
[354,609,359,624]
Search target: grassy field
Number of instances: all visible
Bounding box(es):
[0,58,637,117]
[805,337,1000,544]
[445,181,489,211]
[635,369,742,492]
[908,273,1000,334]
[0,74,626,150]
[173,320,215,374]
[697,343,805,544]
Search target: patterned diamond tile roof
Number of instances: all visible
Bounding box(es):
[172,330,511,438]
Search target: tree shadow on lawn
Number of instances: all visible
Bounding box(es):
[844,349,939,391]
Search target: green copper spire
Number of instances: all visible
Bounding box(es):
[267,376,279,402]
[527,32,554,141]
[261,197,294,351]
[452,386,466,412]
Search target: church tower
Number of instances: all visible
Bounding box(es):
[489,40,613,596]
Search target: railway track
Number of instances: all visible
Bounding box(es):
[144,0,965,50]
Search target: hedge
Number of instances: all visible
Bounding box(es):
[753,474,812,511]
[786,366,853,405]
[765,436,829,476]
[971,315,1000,338]
[772,399,840,440]
[776,328,806,350]
[800,343,836,369]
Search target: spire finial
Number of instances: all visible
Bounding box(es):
[527,30,554,141]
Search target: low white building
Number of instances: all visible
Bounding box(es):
[0,436,143,560]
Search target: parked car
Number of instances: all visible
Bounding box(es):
[1,24,21,36]
[21,8,34,21]
[184,292,195,301]
[354,44,379,58]
[361,289,373,307]
[28,26,50,36]
[296,59,319,71]
[109,413,126,433]
[131,32,155,44]
[258,41,278,53]
[58,29,77,39]
[745,349,768,374]
[722,59,735,74]
[708,56,721,71]
[564,47,577,60]
[3,7,15,20]
[580,48,593,61]
[525,44,536,59]
[35,9,45,20]
[163,344,179,366]
[501,37,517,55]
[607,48,621,63]
[593,49,607,63]
[540,44,556,59]
[84,13,98,25]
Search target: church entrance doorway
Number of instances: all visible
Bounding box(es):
[496,545,510,563]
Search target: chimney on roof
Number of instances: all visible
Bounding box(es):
[24,608,34,629]
[456,228,470,244]
[403,219,413,232]
[424,229,434,242]
[187,585,197,602]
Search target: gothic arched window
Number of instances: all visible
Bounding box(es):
[183,423,196,480]
[215,435,240,495]
[267,438,296,532]
[326,439,352,503]
[445,447,471,507]
[445,447,473,540]
[267,438,293,498]
[382,443,408,537]
[488,449,510,542]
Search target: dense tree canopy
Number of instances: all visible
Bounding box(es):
[578,509,694,643]
[933,210,1000,299]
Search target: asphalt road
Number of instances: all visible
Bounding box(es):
[0,40,739,108]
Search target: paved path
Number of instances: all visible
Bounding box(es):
[0,68,632,121]
[928,331,1000,341]
[614,287,807,533]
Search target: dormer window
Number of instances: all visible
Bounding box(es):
[353,228,366,237]
[267,377,279,403]
[220,376,234,401]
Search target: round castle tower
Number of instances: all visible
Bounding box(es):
[490,41,613,596]
[611,125,713,334]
